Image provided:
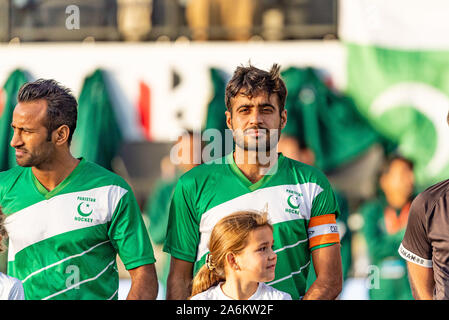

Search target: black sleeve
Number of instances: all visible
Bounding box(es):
[398,193,433,267]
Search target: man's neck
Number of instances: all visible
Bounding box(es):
[32,153,80,192]
[233,148,279,184]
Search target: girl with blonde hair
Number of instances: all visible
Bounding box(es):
[190,210,291,300]
[0,208,24,300]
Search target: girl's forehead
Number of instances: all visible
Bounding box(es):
[246,226,273,242]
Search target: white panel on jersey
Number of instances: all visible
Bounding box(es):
[196,183,323,261]
[307,223,339,238]
[5,185,128,261]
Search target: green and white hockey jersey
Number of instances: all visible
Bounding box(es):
[0,158,155,300]
[164,153,340,300]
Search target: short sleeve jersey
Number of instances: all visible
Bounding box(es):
[399,179,449,300]
[164,153,340,300]
[0,158,155,300]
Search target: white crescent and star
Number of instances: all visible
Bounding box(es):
[371,82,449,176]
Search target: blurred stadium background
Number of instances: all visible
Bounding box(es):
[1,0,448,300]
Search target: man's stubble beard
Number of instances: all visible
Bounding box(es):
[16,143,55,168]
[233,127,281,152]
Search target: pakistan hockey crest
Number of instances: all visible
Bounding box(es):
[75,196,96,222]
[77,202,93,217]
[285,189,302,215]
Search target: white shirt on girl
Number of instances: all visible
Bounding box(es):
[0,272,25,300]
[190,282,292,300]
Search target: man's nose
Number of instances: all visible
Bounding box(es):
[249,109,263,125]
[10,130,23,148]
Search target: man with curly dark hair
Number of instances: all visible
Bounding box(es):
[164,63,342,300]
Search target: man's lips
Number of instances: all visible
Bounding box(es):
[244,128,267,137]
[15,149,26,156]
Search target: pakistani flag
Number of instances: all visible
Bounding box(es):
[340,0,449,189]
[0,69,29,172]
[71,69,122,171]
[204,68,229,138]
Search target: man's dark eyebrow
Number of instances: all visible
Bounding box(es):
[236,103,275,110]
[236,104,253,110]
[11,124,34,131]
[258,103,275,108]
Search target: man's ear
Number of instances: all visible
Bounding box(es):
[53,125,70,146]
[280,109,287,130]
[225,110,233,130]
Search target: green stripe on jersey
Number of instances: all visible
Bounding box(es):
[164,153,339,299]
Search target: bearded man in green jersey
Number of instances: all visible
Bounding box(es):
[164,64,343,300]
[0,79,158,300]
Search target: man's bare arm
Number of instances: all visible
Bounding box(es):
[166,257,194,300]
[126,263,158,300]
[302,244,342,300]
[406,261,434,300]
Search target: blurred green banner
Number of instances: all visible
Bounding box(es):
[71,69,122,171]
[0,69,29,172]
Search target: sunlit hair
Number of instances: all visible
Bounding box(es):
[225,63,287,114]
[0,208,7,253]
[190,210,272,298]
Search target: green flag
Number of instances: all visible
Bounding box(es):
[282,67,382,172]
[340,0,449,189]
[71,69,122,171]
[203,68,232,160]
[204,68,228,136]
[0,69,29,172]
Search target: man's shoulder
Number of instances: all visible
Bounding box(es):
[178,158,227,184]
[418,179,449,200]
[0,166,26,181]
[282,156,331,184]
[411,179,449,215]
[283,156,317,171]
[80,160,131,191]
[0,166,27,195]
